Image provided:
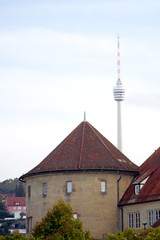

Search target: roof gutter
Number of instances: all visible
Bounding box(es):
[19,168,139,182]
[19,177,25,183]
[120,197,160,207]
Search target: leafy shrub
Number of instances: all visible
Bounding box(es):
[0,234,34,240]
[32,200,93,240]
[106,227,160,240]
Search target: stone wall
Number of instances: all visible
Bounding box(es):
[25,171,134,239]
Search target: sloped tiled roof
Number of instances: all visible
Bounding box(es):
[20,121,138,180]
[120,147,160,205]
[6,197,26,207]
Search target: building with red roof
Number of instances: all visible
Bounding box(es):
[5,196,26,217]
[120,147,160,230]
[20,121,139,238]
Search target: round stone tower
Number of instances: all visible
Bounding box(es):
[20,121,138,239]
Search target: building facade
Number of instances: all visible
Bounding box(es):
[120,148,160,230]
[5,196,26,218]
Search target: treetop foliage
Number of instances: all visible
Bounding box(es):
[0,178,25,197]
[32,200,93,240]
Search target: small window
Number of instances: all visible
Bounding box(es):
[101,181,106,193]
[18,207,21,210]
[135,185,140,195]
[128,213,134,228]
[28,185,31,199]
[155,209,160,221]
[135,212,140,229]
[67,181,72,194]
[43,183,47,197]
[73,213,77,219]
[148,210,153,227]
[27,217,32,234]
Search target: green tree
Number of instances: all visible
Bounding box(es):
[0,178,25,196]
[32,200,93,240]
[0,196,6,210]
[0,196,12,219]
[16,183,25,197]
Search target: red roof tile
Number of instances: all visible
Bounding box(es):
[6,197,26,207]
[20,121,138,180]
[120,147,160,205]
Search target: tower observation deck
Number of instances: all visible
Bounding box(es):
[113,36,125,152]
[113,79,125,101]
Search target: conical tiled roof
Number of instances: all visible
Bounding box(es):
[20,121,138,180]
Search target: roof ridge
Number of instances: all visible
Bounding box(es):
[87,122,128,170]
[140,147,160,170]
[78,121,85,169]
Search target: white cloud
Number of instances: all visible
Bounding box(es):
[0,29,115,62]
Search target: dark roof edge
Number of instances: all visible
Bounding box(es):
[119,197,160,207]
[19,169,139,182]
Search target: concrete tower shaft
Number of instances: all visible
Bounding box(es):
[113,36,125,152]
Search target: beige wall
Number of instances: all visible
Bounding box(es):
[25,171,134,239]
[122,201,160,230]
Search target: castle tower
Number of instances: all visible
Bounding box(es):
[113,36,125,152]
[20,121,138,238]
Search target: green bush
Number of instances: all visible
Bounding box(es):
[32,200,93,240]
[0,234,34,240]
[106,227,160,240]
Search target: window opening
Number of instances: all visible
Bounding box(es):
[28,185,31,199]
[128,213,134,228]
[135,212,140,229]
[27,217,32,234]
[101,181,106,193]
[73,213,77,219]
[67,181,72,194]
[43,183,47,197]
[155,209,160,221]
[148,210,153,227]
[135,185,140,195]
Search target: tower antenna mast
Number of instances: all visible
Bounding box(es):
[117,35,120,81]
[113,36,125,152]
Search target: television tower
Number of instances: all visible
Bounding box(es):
[113,36,125,152]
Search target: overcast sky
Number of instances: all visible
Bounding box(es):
[0,0,160,181]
